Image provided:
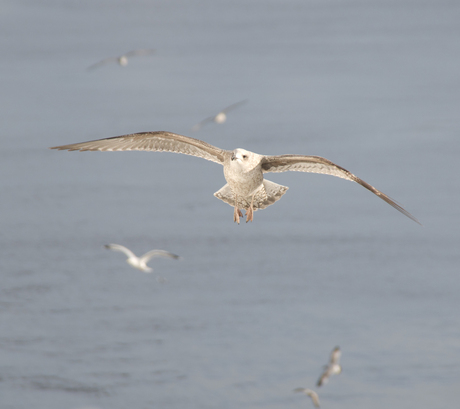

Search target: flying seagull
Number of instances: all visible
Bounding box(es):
[293,388,321,408]
[191,100,248,131]
[317,346,342,387]
[104,244,179,273]
[87,49,156,71]
[50,131,420,225]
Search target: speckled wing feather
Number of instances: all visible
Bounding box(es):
[50,131,227,165]
[261,154,420,224]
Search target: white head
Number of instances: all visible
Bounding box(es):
[230,148,262,171]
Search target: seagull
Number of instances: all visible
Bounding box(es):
[87,49,156,71]
[50,131,420,225]
[104,244,179,273]
[293,388,321,408]
[191,100,248,131]
[317,346,342,387]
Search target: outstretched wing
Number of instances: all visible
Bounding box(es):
[305,390,320,408]
[125,49,156,57]
[330,346,341,365]
[87,57,119,71]
[316,367,331,387]
[50,131,227,165]
[261,154,420,224]
[191,115,216,132]
[293,388,320,408]
[104,244,137,259]
[140,250,180,263]
[221,99,248,113]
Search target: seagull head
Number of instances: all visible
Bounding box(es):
[231,148,250,162]
[230,149,263,172]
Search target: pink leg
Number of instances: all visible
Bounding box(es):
[233,196,243,224]
[246,195,254,223]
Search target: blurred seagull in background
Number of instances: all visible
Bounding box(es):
[104,244,179,273]
[51,131,421,225]
[191,99,248,131]
[317,346,342,387]
[293,388,321,408]
[87,49,156,71]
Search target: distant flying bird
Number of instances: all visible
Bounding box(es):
[191,99,248,131]
[104,244,179,273]
[293,388,321,408]
[87,49,156,71]
[317,346,342,387]
[51,131,420,225]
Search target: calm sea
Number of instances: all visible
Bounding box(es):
[1,1,459,408]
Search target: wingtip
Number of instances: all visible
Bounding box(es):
[49,145,72,151]
[400,209,422,226]
[412,215,423,226]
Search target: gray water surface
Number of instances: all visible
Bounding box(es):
[1,1,459,408]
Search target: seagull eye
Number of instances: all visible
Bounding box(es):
[242,155,247,159]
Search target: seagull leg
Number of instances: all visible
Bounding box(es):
[233,206,240,224]
[246,195,254,223]
[233,196,243,224]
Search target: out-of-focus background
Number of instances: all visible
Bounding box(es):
[1,1,459,408]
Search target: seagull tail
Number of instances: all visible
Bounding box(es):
[214,180,288,210]
[260,179,289,208]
